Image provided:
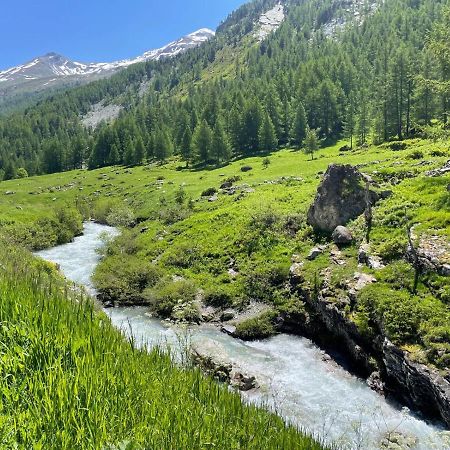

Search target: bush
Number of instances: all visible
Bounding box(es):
[159,206,190,225]
[93,256,163,305]
[376,236,407,261]
[106,205,135,227]
[224,175,241,184]
[358,285,421,344]
[244,264,289,303]
[145,279,197,318]
[201,187,217,197]
[407,150,424,160]
[389,142,407,151]
[203,288,233,308]
[16,167,28,178]
[235,311,277,340]
[164,243,202,269]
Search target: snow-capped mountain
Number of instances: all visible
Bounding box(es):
[0,28,214,106]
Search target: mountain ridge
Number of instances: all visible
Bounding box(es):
[0,28,215,111]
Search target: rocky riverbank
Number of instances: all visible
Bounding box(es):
[286,259,450,428]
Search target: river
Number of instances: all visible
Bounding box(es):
[36,222,450,450]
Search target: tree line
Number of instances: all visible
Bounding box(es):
[0,0,448,179]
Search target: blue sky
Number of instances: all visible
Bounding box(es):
[0,0,247,70]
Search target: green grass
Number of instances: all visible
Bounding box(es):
[0,240,326,450]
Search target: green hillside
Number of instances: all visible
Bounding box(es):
[0,0,448,178]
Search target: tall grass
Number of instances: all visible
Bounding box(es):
[0,242,327,450]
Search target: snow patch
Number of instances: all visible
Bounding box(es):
[255,3,285,41]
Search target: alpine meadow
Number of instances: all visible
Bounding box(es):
[0,1,449,449]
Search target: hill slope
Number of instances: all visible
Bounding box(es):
[0,0,448,179]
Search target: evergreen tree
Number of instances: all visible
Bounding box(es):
[290,101,307,147]
[258,113,278,151]
[212,119,231,165]
[193,120,213,164]
[181,127,193,167]
[134,135,146,165]
[154,129,173,162]
[123,135,135,166]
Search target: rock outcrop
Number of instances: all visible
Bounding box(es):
[407,230,450,277]
[307,164,379,233]
[426,160,450,177]
[287,262,450,427]
[192,339,257,391]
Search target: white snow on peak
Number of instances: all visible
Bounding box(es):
[0,28,215,84]
[255,3,285,41]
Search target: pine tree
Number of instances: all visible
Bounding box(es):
[108,143,120,166]
[258,112,277,151]
[211,119,231,165]
[123,135,135,166]
[290,101,307,147]
[181,127,193,167]
[193,120,213,164]
[134,135,145,165]
[154,129,173,162]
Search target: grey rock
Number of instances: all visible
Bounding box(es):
[332,226,353,245]
[232,372,257,391]
[368,255,385,270]
[208,194,218,202]
[307,246,324,261]
[367,371,384,395]
[426,160,450,177]
[358,243,370,264]
[220,309,235,322]
[307,164,379,233]
[4,191,15,195]
[220,181,233,189]
[221,325,237,337]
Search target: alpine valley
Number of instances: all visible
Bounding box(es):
[0,0,449,449]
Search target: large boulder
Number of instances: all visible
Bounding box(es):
[332,226,353,245]
[307,164,379,233]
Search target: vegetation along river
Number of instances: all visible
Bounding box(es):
[36,222,450,450]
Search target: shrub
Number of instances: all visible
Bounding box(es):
[106,205,135,227]
[389,142,407,151]
[235,311,277,340]
[376,236,407,261]
[224,175,241,184]
[145,279,197,317]
[244,264,289,303]
[16,167,29,178]
[201,187,217,197]
[407,150,424,160]
[54,205,83,243]
[358,285,421,345]
[203,288,233,308]
[93,256,163,305]
[159,206,190,225]
[164,243,201,269]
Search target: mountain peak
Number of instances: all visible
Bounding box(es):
[0,28,214,89]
